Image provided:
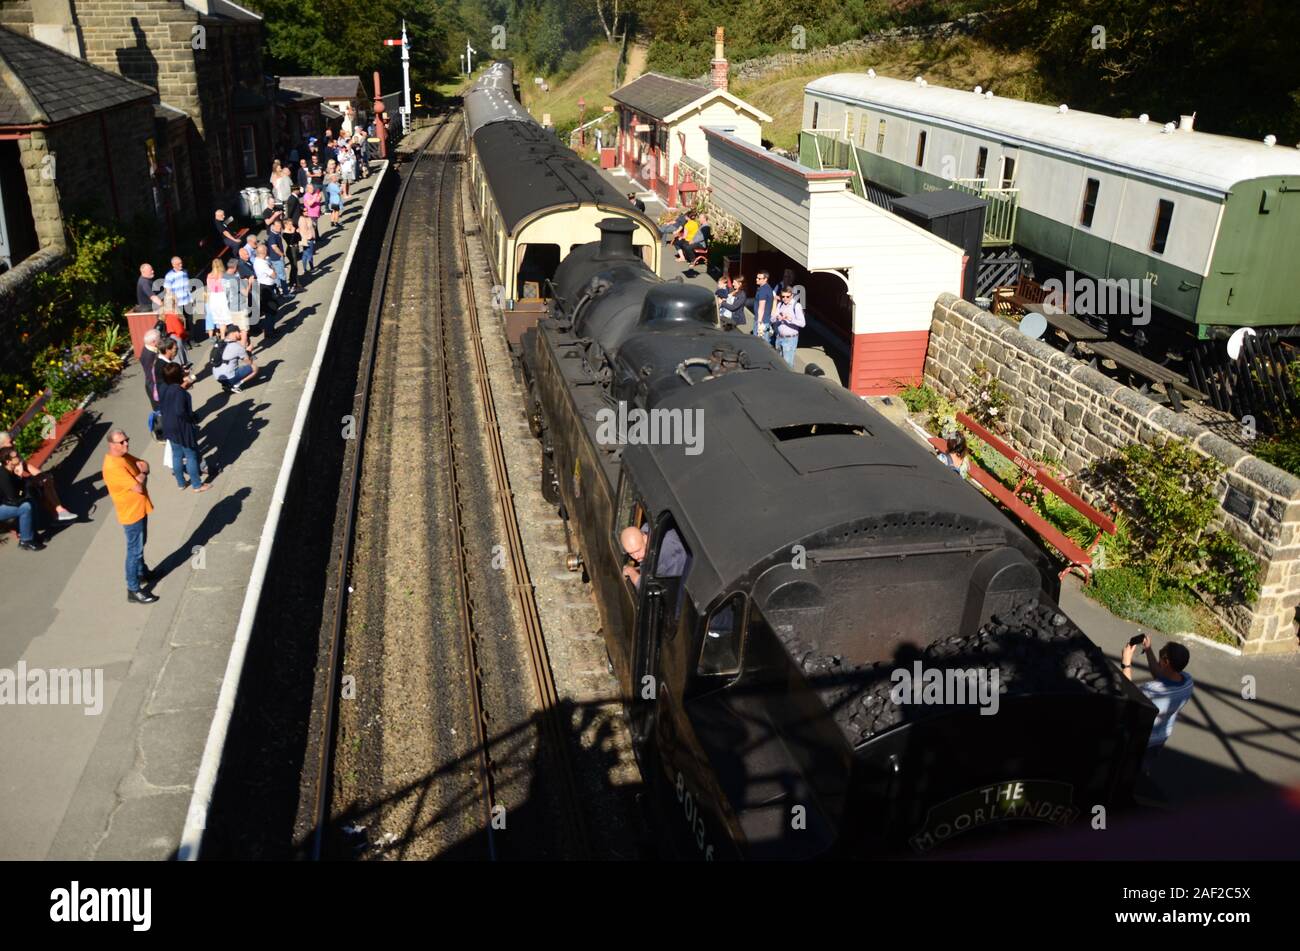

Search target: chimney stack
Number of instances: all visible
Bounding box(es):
[710,27,728,91]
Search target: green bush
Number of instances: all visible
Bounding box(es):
[1092,440,1260,605]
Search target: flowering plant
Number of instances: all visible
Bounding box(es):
[965,362,1012,433]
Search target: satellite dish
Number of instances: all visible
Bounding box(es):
[1227,326,1257,360]
[1018,312,1047,340]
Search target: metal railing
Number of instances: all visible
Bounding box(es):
[951,177,1019,246]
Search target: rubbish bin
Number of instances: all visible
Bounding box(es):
[238,188,254,217]
[257,187,272,213]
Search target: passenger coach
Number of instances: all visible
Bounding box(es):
[463,61,661,341]
[803,74,1300,334]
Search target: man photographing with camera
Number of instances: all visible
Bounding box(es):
[1121,632,1194,772]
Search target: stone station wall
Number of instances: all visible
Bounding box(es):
[925,293,1300,655]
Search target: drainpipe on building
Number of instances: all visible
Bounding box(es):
[98,113,121,219]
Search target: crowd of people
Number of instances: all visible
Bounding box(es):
[2,125,373,605]
[715,267,806,368]
[636,193,807,370]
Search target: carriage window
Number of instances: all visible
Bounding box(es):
[811,102,819,129]
[1150,199,1174,254]
[877,119,886,152]
[516,243,560,300]
[915,130,927,167]
[974,146,988,180]
[699,593,744,677]
[1080,178,1100,228]
[1001,156,1016,189]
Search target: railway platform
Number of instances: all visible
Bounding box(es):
[0,166,389,859]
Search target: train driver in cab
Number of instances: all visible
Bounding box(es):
[621,524,687,588]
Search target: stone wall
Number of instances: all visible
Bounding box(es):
[926,293,1300,655]
[689,14,989,87]
[16,130,65,250]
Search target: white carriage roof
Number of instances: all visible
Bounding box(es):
[806,73,1300,195]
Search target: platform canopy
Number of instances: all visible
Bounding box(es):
[703,127,966,394]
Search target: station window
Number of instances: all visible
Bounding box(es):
[877,119,886,152]
[974,146,988,181]
[1150,199,1174,254]
[239,125,257,178]
[698,593,744,678]
[915,130,927,167]
[1000,156,1016,189]
[812,102,819,130]
[1080,178,1100,228]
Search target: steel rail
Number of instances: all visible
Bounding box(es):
[308,115,455,860]
[454,159,593,858]
[429,114,500,859]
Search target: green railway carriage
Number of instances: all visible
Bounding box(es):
[801,74,1300,334]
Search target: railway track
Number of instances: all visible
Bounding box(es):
[308,111,595,859]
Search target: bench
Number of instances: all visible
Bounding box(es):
[2,387,85,536]
[8,387,86,471]
[1000,277,1106,353]
[927,412,1117,582]
[199,225,251,264]
[1083,340,1207,412]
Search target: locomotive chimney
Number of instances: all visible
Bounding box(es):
[596,218,637,260]
[711,27,728,91]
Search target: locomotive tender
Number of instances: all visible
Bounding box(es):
[803,74,1300,334]
[518,219,1156,858]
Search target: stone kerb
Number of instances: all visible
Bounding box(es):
[926,292,1300,654]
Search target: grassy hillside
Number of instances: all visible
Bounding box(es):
[732,34,1045,151]
[518,41,626,144]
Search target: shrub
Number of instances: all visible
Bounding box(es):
[964,361,1011,432]
[1092,440,1260,604]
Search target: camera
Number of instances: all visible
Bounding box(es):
[1128,633,1147,647]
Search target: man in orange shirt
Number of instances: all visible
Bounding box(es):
[102,430,159,604]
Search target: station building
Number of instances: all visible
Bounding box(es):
[610,28,769,208]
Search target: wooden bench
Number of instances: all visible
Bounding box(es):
[199,225,251,264]
[2,387,85,536]
[1001,277,1106,353]
[927,412,1117,581]
[7,387,86,470]
[1083,339,1208,412]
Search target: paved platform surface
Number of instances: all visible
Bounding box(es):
[0,167,386,859]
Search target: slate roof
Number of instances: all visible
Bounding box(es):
[280,76,365,101]
[609,72,710,122]
[276,86,321,107]
[0,25,154,127]
[154,102,190,123]
[186,0,262,23]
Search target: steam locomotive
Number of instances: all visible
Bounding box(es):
[519,217,1155,859]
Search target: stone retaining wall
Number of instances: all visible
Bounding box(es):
[926,293,1300,655]
[689,14,988,87]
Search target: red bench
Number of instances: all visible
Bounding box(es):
[199,225,250,264]
[928,411,1117,581]
[7,387,86,470]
